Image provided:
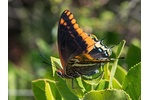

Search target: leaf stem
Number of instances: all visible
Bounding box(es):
[108,40,126,89]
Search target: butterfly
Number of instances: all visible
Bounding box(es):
[56,10,112,80]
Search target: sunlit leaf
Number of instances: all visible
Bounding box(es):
[66,78,84,98]
[96,80,109,90]
[32,79,47,100]
[32,79,57,100]
[45,81,55,100]
[82,89,131,100]
[54,73,78,100]
[50,56,62,76]
[114,65,127,85]
[109,40,126,88]
[123,62,141,100]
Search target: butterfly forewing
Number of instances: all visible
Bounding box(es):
[58,10,95,67]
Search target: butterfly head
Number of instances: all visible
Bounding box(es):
[56,69,73,78]
[56,69,65,78]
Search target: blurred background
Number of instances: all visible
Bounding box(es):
[8,0,141,100]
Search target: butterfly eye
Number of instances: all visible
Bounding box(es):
[56,70,63,77]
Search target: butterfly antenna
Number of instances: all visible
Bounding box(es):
[40,53,50,61]
[101,37,106,41]
[43,61,51,66]
[40,53,51,65]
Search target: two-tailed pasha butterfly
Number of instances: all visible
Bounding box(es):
[56,10,112,82]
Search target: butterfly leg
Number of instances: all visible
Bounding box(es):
[70,71,82,89]
[71,78,82,89]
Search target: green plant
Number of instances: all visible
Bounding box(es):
[32,40,141,100]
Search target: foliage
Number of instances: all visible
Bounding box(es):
[8,0,140,100]
[32,40,141,100]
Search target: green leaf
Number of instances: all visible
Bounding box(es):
[66,78,84,98]
[126,43,141,69]
[116,40,126,58]
[109,40,126,88]
[112,78,122,89]
[45,81,55,100]
[123,62,141,100]
[82,89,131,100]
[50,56,62,76]
[114,65,127,85]
[96,80,109,90]
[32,79,47,100]
[104,63,109,80]
[55,73,79,100]
[32,79,58,100]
